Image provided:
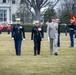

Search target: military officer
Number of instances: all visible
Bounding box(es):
[12,18,25,56]
[64,23,68,36]
[47,18,58,55]
[68,19,75,47]
[56,19,61,47]
[31,21,44,56]
[74,25,76,38]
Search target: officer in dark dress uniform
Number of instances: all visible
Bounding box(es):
[12,18,25,56]
[31,21,44,56]
[68,20,75,47]
[74,25,76,38]
[64,23,68,36]
[56,19,61,47]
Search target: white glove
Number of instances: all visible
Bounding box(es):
[23,38,25,40]
[31,40,33,42]
[12,38,14,40]
[42,38,43,40]
[48,37,50,41]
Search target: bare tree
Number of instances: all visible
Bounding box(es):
[21,0,60,21]
[16,3,32,24]
[61,0,76,14]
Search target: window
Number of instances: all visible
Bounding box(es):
[0,10,7,22]
[3,0,6,3]
[12,0,15,4]
[12,14,15,21]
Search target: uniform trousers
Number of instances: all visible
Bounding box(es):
[69,34,74,47]
[7,30,10,34]
[65,30,67,36]
[50,33,58,55]
[14,40,22,56]
[0,30,2,34]
[34,40,41,55]
[74,30,76,38]
[58,34,60,47]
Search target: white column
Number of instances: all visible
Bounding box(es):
[7,8,10,23]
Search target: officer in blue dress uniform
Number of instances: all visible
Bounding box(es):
[68,19,75,47]
[31,21,44,56]
[64,23,68,36]
[74,25,76,38]
[56,19,61,47]
[12,18,25,56]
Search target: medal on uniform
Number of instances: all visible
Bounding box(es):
[19,26,22,29]
[38,27,41,31]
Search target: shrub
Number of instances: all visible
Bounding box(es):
[2,24,69,32]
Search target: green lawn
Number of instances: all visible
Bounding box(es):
[0,32,76,75]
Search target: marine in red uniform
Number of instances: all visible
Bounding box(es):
[0,24,3,34]
[6,23,11,34]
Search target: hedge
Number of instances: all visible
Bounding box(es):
[23,24,47,32]
[2,24,69,32]
[23,24,69,32]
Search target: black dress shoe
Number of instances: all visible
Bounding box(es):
[69,46,74,48]
[54,52,58,56]
[34,54,37,56]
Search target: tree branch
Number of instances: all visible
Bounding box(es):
[40,0,49,8]
[52,0,60,8]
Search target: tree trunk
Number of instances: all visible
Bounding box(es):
[35,9,41,21]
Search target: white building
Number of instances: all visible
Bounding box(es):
[0,0,21,25]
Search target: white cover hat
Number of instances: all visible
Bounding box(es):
[35,21,39,24]
[16,18,21,21]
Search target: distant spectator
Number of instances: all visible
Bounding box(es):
[6,23,11,34]
[68,20,75,48]
[74,25,76,38]
[0,24,3,34]
[64,23,68,36]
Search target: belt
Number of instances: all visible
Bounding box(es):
[70,28,74,30]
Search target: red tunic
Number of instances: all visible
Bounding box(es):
[6,25,11,30]
[0,26,3,30]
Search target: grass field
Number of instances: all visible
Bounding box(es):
[0,32,76,75]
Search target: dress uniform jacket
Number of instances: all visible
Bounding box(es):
[58,23,61,35]
[12,24,25,40]
[31,26,44,41]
